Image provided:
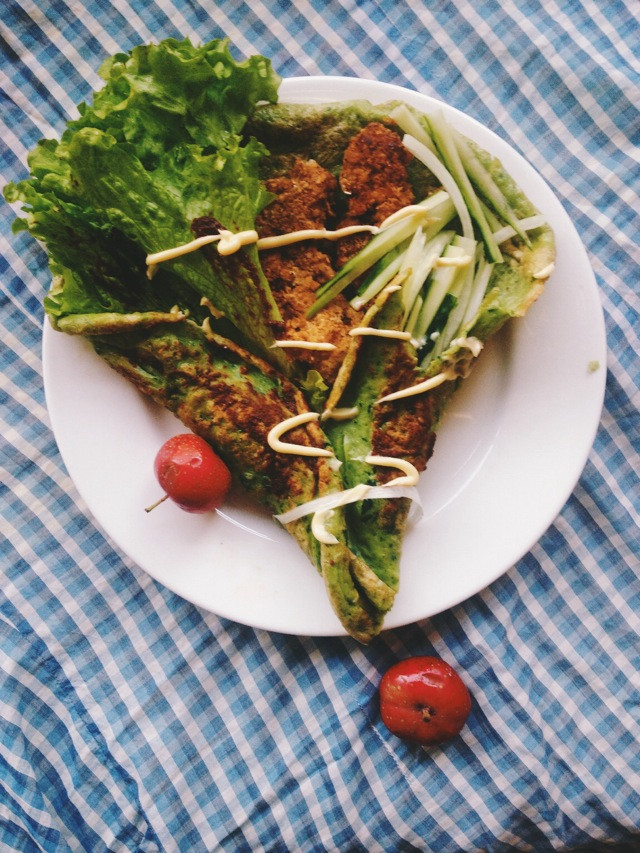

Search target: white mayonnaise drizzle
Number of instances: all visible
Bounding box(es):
[266,412,334,458]
[200,296,224,318]
[144,202,434,273]
[448,336,484,357]
[377,204,433,229]
[217,229,260,255]
[146,234,221,266]
[270,340,337,351]
[348,327,412,341]
[145,230,259,275]
[320,406,359,422]
[256,224,376,250]
[311,509,339,545]
[435,254,473,267]
[365,455,420,487]
[533,262,555,279]
[375,370,456,404]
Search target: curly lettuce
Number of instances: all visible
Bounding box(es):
[4,37,284,361]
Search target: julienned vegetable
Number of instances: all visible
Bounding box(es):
[4,37,555,642]
[308,190,455,318]
[307,122,550,364]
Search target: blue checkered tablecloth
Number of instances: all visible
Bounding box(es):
[1,1,639,850]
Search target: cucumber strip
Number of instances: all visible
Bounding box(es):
[404,293,423,340]
[480,199,503,233]
[388,104,438,155]
[402,225,428,274]
[308,190,454,318]
[429,237,478,358]
[402,134,474,242]
[453,235,478,257]
[430,258,475,360]
[493,214,547,245]
[401,229,456,327]
[458,244,484,323]
[350,248,406,309]
[308,219,413,318]
[399,226,427,320]
[460,254,495,332]
[453,128,530,245]
[412,238,471,344]
[425,110,503,263]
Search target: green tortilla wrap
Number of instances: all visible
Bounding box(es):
[4,39,554,641]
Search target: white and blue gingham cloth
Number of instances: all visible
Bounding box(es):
[1,2,639,850]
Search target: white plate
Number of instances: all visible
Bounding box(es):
[42,76,606,637]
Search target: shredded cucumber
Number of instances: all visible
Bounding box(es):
[307,190,454,318]
[461,254,494,332]
[402,133,474,242]
[493,214,547,245]
[404,293,424,340]
[350,246,407,309]
[480,199,503,234]
[399,226,427,320]
[411,236,473,345]
[452,128,530,245]
[309,107,539,355]
[388,104,438,155]
[429,258,475,360]
[401,230,456,328]
[425,110,503,263]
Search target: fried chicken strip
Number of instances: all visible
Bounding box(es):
[336,121,415,266]
[256,158,360,384]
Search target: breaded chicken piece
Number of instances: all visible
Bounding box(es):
[337,122,415,266]
[256,158,360,384]
[258,158,336,234]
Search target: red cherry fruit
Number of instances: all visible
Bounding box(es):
[148,433,231,513]
[379,656,471,747]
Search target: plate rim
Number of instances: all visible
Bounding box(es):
[42,74,607,636]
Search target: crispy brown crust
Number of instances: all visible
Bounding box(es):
[336,122,415,266]
[371,343,437,482]
[256,158,361,383]
[259,158,337,234]
[339,121,415,220]
[99,327,334,510]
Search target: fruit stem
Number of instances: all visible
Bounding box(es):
[145,494,169,513]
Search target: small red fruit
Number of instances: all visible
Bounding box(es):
[147,433,231,513]
[379,656,471,747]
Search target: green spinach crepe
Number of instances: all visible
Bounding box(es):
[5,38,554,641]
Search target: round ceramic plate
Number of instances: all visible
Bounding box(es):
[42,76,607,637]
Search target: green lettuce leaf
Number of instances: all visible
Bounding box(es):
[71,38,281,167]
[4,37,284,362]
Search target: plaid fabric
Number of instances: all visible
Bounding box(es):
[1,1,639,850]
